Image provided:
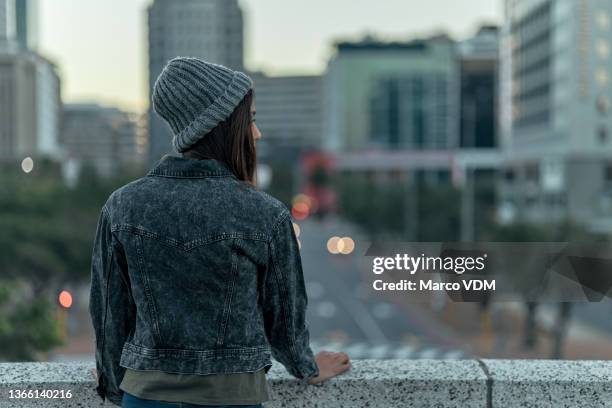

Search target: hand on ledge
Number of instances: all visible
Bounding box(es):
[308,351,351,385]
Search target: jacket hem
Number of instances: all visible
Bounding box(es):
[119,342,273,375]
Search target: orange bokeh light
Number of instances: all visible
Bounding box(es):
[292,202,310,220]
[327,236,341,254]
[58,290,73,309]
[327,236,355,255]
[339,237,355,254]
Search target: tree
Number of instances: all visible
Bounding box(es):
[0,158,143,361]
[483,219,606,358]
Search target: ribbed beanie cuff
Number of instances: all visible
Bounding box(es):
[152,57,253,153]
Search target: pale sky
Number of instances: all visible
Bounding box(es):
[38,0,501,113]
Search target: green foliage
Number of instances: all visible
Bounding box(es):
[0,158,143,360]
[416,184,461,241]
[0,282,63,361]
[334,173,461,240]
[483,218,606,242]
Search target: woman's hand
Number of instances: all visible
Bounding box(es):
[90,368,98,381]
[307,351,351,385]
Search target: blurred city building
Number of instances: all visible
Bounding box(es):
[457,25,499,148]
[0,0,15,47]
[321,29,501,240]
[248,71,323,160]
[14,0,37,50]
[0,0,60,162]
[499,0,612,232]
[324,34,458,152]
[61,103,145,178]
[147,0,245,166]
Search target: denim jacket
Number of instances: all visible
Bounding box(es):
[89,155,319,406]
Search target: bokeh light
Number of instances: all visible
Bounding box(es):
[327,236,341,254]
[292,193,319,220]
[21,157,34,173]
[291,202,309,220]
[339,237,355,254]
[58,290,73,309]
[292,222,301,237]
[327,236,355,255]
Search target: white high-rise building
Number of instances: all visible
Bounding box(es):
[15,0,38,50]
[147,0,244,165]
[0,0,57,162]
[0,0,15,47]
[500,0,612,231]
[0,50,61,161]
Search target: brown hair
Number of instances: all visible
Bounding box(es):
[182,89,256,184]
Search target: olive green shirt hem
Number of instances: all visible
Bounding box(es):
[119,367,270,406]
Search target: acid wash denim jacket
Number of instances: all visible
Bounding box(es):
[89,155,319,406]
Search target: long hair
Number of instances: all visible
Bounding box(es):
[183,89,256,184]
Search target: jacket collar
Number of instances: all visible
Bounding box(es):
[147,154,235,178]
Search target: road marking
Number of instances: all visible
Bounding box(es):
[417,348,439,359]
[372,303,394,319]
[316,301,337,318]
[369,344,390,359]
[343,342,368,359]
[394,345,416,359]
[443,350,466,359]
[306,281,325,299]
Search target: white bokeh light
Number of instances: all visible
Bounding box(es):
[21,157,34,173]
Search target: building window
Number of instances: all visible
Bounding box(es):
[526,164,540,181]
[598,11,611,31]
[604,163,612,181]
[599,127,609,144]
[597,96,610,114]
[597,40,610,59]
[597,68,609,86]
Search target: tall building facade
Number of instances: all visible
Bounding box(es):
[500,0,612,231]
[248,72,323,158]
[147,0,244,165]
[0,0,15,46]
[457,25,499,148]
[62,103,145,178]
[15,0,37,50]
[0,51,61,161]
[324,35,458,152]
[0,0,58,161]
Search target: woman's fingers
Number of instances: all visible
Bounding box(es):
[333,351,350,363]
[334,360,352,375]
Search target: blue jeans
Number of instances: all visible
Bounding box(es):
[121,392,263,408]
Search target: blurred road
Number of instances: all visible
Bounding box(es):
[298,216,468,359]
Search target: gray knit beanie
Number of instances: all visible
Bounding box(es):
[152,57,253,153]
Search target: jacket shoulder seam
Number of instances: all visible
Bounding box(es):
[269,210,291,243]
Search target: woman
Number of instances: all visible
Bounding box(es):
[89,57,350,408]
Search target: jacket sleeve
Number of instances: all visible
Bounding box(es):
[262,211,319,380]
[88,205,135,406]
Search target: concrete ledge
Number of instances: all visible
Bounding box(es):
[484,359,612,408]
[0,359,610,407]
